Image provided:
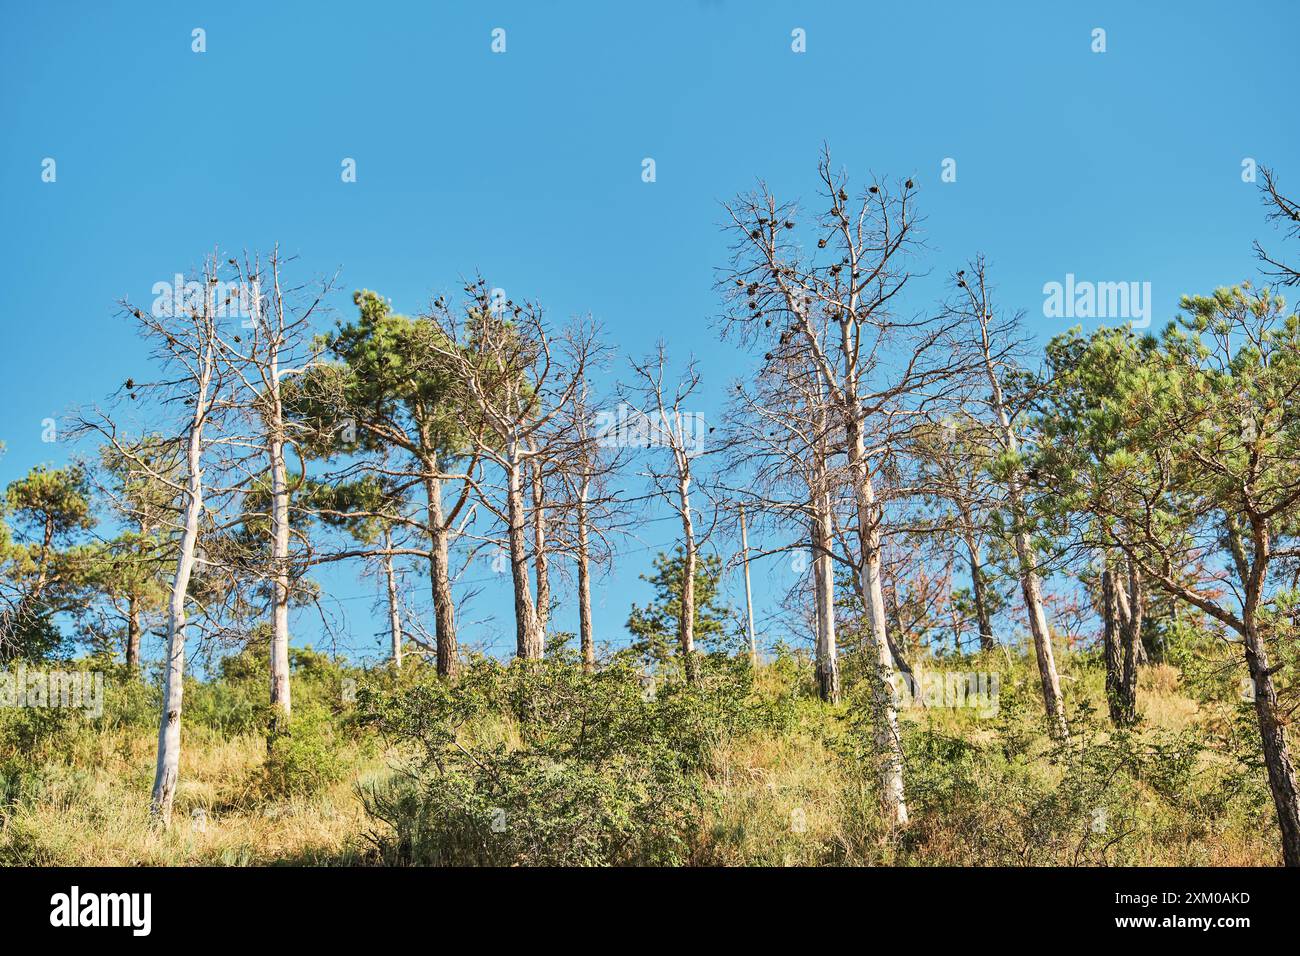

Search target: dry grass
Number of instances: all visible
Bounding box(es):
[0,655,1283,866]
[0,726,391,866]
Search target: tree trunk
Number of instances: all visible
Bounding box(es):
[845,416,908,826]
[506,445,544,659]
[1117,559,1142,725]
[1243,620,1300,866]
[1101,563,1125,725]
[530,459,550,640]
[576,484,594,674]
[678,474,698,682]
[423,461,459,679]
[964,535,995,651]
[383,527,402,670]
[811,492,840,703]
[1103,552,1141,727]
[739,504,758,667]
[1014,522,1069,738]
[151,415,204,827]
[268,429,292,747]
[126,590,141,673]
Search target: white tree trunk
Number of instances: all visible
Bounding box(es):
[151,412,204,827]
[383,528,402,669]
[847,419,908,826]
[811,491,840,703]
[678,474,698,682]
[507,443,544,659]
[739,505,757,667]
[530,460,550,639]
[268,428,292,742]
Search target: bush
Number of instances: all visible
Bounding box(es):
[357,653,762,866]
[260,704,347,798]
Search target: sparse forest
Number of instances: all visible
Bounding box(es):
[3,156,1300,869]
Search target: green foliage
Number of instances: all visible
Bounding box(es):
[0,465,99,661]
[356,654,763,865]
[626,548,737,667]
[261,704,347,798]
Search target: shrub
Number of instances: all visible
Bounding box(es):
[261,704,347,798]
[357,653,762,865]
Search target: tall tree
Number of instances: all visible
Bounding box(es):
[427,280,595,661]
[223,249,332,741]
[625,347,716,683]
[80,255,247,826]
[1040,286,1300,865]
[945,258,1070,737]
[314,290,476,678]
[719,150,971,824]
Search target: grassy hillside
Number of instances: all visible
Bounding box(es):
[0,643,1281,866]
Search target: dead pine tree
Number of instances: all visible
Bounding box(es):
[624,347,718,684]
[719,150,973,825]
[552,368,628,673]
[78,255,246,826]
[428,279,596,660]
[722,341,844,702]
[945,257,1069,738]
[220,249,334,747]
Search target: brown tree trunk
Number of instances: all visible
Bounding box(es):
[964,536,995,652]
[423,461,459,679]
[126,590,141,673]
[1101,563,1125,724]
[1243,620,1300,866]
[1117,560,1142,725]
[576,486,594,674]
[383,528,402,670]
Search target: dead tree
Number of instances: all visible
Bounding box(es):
[219,249,333,744]
[624,346,716,683]
[945,257,1069,738]
[427,280,595,660]
[79,255,250,826]
[719,149,973,824]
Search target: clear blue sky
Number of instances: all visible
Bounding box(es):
[1,1,1296,666]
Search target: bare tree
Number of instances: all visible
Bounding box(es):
[78,255,250,826]
[720,149,974,824]
[427,280,596,660]
[945,257,1069,738]
[625,346,715,683]
[220,249,333,743]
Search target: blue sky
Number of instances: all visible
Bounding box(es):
[1,1,1296,666]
